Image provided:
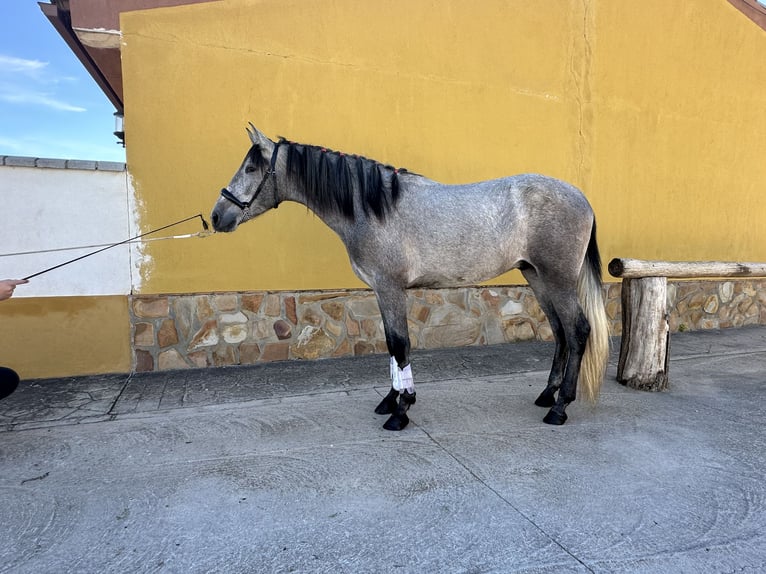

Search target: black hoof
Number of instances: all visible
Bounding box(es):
[543,409,568,425]
[383,413,409,431]
[534,388,556,408]
[374,389,399,415]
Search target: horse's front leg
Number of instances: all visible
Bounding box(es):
[372,285,415,431]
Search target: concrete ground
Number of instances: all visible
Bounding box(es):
[1,326,765,574]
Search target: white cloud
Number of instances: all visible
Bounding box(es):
[0,86,86,112]
[0,53,86,112]
[0,54,47,75]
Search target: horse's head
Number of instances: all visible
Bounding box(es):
[211,124,280,232]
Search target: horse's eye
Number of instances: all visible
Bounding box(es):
[245,165,257,174]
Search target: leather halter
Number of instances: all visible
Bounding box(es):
[219,141,282,212]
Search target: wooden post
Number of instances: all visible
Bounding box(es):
[609,257,766,393]
[616,276,670,391]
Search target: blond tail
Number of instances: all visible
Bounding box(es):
[577,221,610,403]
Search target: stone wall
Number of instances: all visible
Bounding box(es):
[130,279,766,372]
[667,280,766,331]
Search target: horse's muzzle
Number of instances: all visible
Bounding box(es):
[210,205,238,232]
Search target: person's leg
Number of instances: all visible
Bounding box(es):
[0,367,20,400]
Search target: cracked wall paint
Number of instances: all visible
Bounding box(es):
[126,170,149,293]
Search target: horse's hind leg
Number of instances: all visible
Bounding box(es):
[542,289,590,425]
[373,285,416,431]
[522,269,568,408]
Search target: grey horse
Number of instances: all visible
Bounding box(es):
[211,124,610,430]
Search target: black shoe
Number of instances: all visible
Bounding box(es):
[0,367,20,400]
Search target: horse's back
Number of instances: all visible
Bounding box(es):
[406,173,591,211]
[401,173,593,244]
[372,173,594,288]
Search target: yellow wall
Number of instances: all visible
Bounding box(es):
[121,0,766,294]
[591,2,766,261]
[0,296,132,379]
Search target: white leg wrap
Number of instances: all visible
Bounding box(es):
[390,357,414,393]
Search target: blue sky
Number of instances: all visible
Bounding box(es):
[0,1,125,162]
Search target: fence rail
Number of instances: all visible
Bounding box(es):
[608,259,766,279]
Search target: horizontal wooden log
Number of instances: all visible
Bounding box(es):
[608,258,766,279]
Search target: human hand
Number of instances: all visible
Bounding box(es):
[0,279,29,301]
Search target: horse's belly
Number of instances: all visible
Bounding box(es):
[407,256,517,289]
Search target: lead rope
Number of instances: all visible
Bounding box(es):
[17,213,211,280]
[0,231,210,258]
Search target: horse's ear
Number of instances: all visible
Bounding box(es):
[246,123,273,149]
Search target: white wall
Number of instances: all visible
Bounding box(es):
[0,160,135,297]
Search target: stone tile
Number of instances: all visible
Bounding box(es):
[213,346,237,367]
[188,350,208,368]
[421,310,481,348]
[222,324,247,344]
[66,159,97,170]
[353,341,376,355]
[157,319,178,348]
[251,318,275,340]
[188,319,219,351]
[133,297,169,318]
[263,294,281,316]
[301,307,323,326]
[95,160,126,172]
[320,301,345,321]
[213,293,238,312]
[704,295,719,314]
[325,320,343,338]
[332,339,352,357]
[134,350,154,372]
[345,317,360,337]
[261,342,289,362]
[242,293,264,313]
[172,298,195,341]
[346,297,380,318]
[158,349,189,370]
[292,326,335,360]
[719,281,734,303]
[446,290,467,310]
[504,319,536,342]
[195,295,214,322]
[239,343,261,364]
[272,319,292,340]
[134,322,155,347]
[284,296,297,324]
[410,300,431,324]
[3,156,36,167]
[298,291,348,303]
[220,312,247,324]
[500,299,524,317]
[36,158,67,169]
[425,291,444,305]
[361,318,380,338]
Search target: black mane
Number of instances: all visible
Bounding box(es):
[278,139,406,221]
